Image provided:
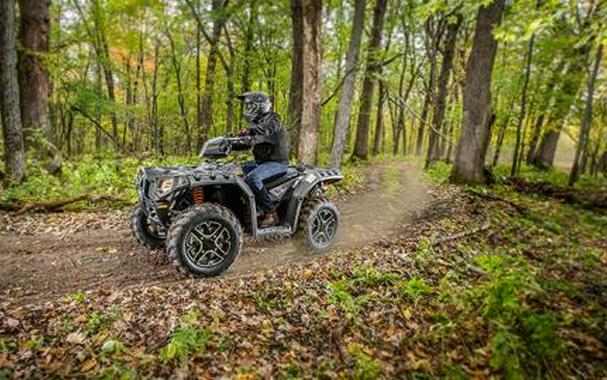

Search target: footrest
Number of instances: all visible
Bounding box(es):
[256,225,292,238]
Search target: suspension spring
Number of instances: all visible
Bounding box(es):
[192,187,204,204]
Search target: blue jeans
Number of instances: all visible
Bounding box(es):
[243,161,288,212]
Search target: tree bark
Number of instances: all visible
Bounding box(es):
[198,0,227,147]
[0,0,26,184]
[372,74,386,156]
[450,0,505,184]
[297,0,322,165]
[17,0,50,147]
[425,13,462,168]
[329,0,366,168]
[569,43,603,185]
[352,0,388,160]
[288,0,305,157]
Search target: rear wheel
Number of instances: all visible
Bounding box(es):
[297,197,340,253]
[131,204,166,250]
[167,203,242,277]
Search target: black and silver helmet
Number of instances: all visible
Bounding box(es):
[237,91,271,122]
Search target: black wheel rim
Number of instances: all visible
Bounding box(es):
[310,207,338,246]
[183,220,232,269]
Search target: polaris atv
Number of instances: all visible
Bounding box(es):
[131,136,343,277]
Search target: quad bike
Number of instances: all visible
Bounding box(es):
[131,136,343,277]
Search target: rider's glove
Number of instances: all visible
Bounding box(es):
[237,129,250,137]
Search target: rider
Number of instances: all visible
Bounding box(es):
[237,91,290,227]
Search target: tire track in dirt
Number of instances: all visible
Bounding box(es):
[0,161,431,307]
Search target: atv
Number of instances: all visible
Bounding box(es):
[131,136,343,277]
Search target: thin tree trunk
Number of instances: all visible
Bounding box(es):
[195,0,202,146]
[569,43,603,185]
[451,0,505,184]
[0,0,26,184]
[329,0,366,168]
[426,13,462,168]
[352,0,388,160]
[166,29,191,154]
[288,0,304,156]
[297,0,322,165]
[416,17,443,156]
[372,75,386,156]
[511,33,535,175]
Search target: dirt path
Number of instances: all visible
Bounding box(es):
[0,161,431,307]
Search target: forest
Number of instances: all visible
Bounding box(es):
[0,0,606,378]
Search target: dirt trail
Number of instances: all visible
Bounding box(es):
[0,161,431,307]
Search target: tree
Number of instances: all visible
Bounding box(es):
[531,6,599,169]
[352,0,388,160]
[450,0,505,184]
[425,12,462,168]
[329,0,366,168]
[510,32,536,176]
[17,0,51,146]
[288,0,304,156]
[416,15,444,156]
[569,43,603,185]
[297,0,322,165]
[0,0,26,184]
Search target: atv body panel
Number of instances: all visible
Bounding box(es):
[135,154,343,237]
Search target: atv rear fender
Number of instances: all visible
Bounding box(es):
[285,169,343,233]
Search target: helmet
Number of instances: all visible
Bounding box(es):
[237,91,271,122]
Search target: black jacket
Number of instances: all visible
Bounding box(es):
[248,112,290,164]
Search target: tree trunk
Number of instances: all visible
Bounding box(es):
[329,0,366,168]
[569,43,603,185]
[0,0,26,184]
[198,0,227,147]
[372,75,386,156]
[416,17,443,156]
[297,0,322,165]
[425,14,462,168]
[511,33,535,175]
[166,30,191,155]
[450,0,505,184]
[352,0,388,160]
[17,0,50,147]
[288,0,305,157]
[195,0,202,147]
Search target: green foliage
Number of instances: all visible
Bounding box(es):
[493,163,607,189]
[159,308,212,364]
[159,325,212,364]
[348,344,382,380]
[399,277,432,303]
[424,161,452,183]
[326,280,369,315]
[0,155,200,208]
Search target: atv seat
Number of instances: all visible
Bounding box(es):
[263,167,300,189]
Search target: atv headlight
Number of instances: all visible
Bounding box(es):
[158,178,174,193]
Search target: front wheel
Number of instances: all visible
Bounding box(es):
[298,198,340,253]
[131,204,166,250]
[166,203,242,277]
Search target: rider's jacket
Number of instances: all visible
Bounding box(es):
[248,112,290,164]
